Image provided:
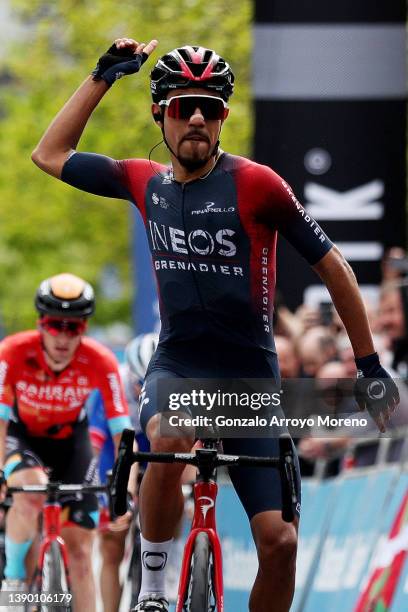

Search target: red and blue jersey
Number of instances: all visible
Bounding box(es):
[62,152,332,352]
[0,330,131,439]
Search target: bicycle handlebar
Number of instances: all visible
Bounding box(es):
[111,428,135,516]
[122,450,281,468]
[111,429,298,522]
[7,483,108,496]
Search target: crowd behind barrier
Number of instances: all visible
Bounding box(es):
[273,247,408,478]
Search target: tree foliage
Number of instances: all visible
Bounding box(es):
[0,0,251,332]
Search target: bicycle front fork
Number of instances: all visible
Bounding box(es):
[176,480,224,612]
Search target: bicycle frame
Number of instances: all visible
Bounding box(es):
[7,482,107,596]
[33,498,71,591]
[176,479,223,612]
[111,429,298,612]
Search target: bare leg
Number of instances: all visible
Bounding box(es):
[249,511,298,612]
[25,534,40,583]
[61,526,96,612]
[99,528,127,612]
[5,468,47,580]
[6,468,47,545]
[139,415,193,541]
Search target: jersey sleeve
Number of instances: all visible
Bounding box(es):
[0,339,16,421]
[252,165,333,265]
[94,352,132,437]
[275,178,333,264]
[85,390,109,450]
[61,152,134,202]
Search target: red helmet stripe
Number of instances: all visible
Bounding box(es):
[188,46,204,64]
[175,50,195,79]
[200,57,217,80]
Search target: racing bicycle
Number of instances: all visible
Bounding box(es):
[6,481,107,612]
[111,429,298,612]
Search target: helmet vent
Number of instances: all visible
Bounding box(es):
[165,57,181,72]
[188,62,207,77]
[203,50,213,63]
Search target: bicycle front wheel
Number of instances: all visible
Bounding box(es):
[128,524,142,609]
[32,541,72,612]
[184,532,215,612]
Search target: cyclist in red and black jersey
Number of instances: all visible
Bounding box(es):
[0,273,131,611]
[32,39,399,612]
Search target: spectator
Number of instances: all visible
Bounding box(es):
[381,247,408,281]
[273,291,301,338]
[378,281,408,378]
[274,335,300,379]
[298,361,352,476]
[297,326,337,377]
[294,304,321,335]
[337,333,358,377]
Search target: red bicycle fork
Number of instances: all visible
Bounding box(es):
[35,503,70,587]
[176,480,224,612]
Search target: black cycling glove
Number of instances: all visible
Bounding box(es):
[354,352,399,432]
[92,43,148,87]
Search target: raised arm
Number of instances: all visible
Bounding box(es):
[31,38,158,178]
[31,77,109,178]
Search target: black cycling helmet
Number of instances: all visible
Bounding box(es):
[150,46,234,103]
[35,273,95,318]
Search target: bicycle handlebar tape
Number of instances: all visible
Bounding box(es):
[279,435,296,523]
[111,428,135,516]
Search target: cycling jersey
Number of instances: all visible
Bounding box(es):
[61,151,316,519]
[0,330,131,439]
[62,152,333,352]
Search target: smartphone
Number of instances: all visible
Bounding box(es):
[319,302,333,326]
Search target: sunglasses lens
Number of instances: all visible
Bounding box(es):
[42,318,85,337]
[167,97,226,120]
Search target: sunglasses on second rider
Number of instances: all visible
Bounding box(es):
[158,95,229,121]
[40,316,87,337]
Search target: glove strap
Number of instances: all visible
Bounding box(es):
[355,352,380,377]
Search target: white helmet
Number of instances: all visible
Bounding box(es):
[125,333,159,380]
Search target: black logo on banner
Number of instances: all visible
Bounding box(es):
[142,551,168,571]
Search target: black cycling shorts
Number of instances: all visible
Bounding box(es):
[139,341,301,521]
[4,421,98,530]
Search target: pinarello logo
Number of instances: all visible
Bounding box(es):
[191,202,235,215]
[198,495,215,519]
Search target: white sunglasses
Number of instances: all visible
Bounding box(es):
[158,94,228,120]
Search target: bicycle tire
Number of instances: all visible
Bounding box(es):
[38,541,72,612]
[184,532,215,612]
[128,525,142,609]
